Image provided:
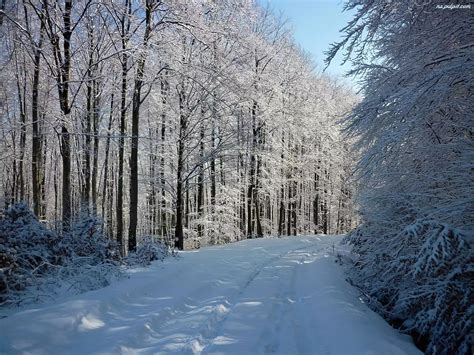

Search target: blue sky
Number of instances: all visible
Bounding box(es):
[257,0,354,84]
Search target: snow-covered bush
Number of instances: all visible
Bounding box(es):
[55,214,122,294]
[0,203,60,306]
[329,0,473,353]
[0,204,122,306]
[126,236,177,266]
[63,214,118,260]
[347,221,473,354]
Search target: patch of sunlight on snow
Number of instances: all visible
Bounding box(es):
[237,301,262,307]
[146,296,173,301]
[190,338,205,355]
[127,268,148,274]
[215,304,230,314]
[119,345,146,355]
[107,326,130,333]
[212,336,237,345]
[78,314,105,331]
[264,265,292,269]
[288,260,303,264]
[214,279,232,285]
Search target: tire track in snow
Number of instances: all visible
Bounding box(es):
[258,243,325,354]
[188,243,317,354]
[117,240,316,354]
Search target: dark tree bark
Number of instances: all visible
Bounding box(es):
[116,0,132,255]
[60,0,73,227]
[102,93,114,223]
[14,55,27,202]
[278,133,285,236]
[91,81,100,210]
[254,155,263,238]
[174,90,186,250]
[197,120,205,238]
[82,79,92,208]
[41,0,78,227]
[237,112,246,237]
[210,117,216,206]
[278,185,285,236]
[322,199,328,234]
[313,173,320,233]
[128,0,153,252]
[160,77,168,238]
[32,20,45,218]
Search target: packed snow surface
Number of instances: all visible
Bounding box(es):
[0,235,421,355]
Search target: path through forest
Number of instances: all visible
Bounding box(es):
[0,236,421,354]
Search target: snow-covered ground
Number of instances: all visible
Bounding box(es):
[0,235,421,355]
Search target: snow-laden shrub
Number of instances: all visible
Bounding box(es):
[55,214,122,294]
[126,236,177,266]
[0,204,122,306]
[329,0,473,352]
[0,203,60,306]
[64,213,121,263]
[347,220,473,354]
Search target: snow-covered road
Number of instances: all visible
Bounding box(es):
[0,235,421,355]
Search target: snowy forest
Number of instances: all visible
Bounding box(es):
[0,0,472,355]
[0,0,356,251]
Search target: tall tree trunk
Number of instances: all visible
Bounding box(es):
[14,57,27,202]
[116,0,131,255]
[91,81,100,210]
[82,81,92,208]
[237,112,246,237]
[247,103,258,238]
[117,59,127,254]
[160,78,168,239]
[62,0,73,227]
[185,171,189,228]
[322,199,328,234]
[278,185,285,236]
[247,157,254,238]
[106,160,115,237]
[210,117,216,206]
[197,121,204,238]
[313,173,319,234]
[174,91,186,250]
[278,133,285,236]
[43,0,74,227]
[128,0,153,252]
[61,123,72,226]
[102,93,114,222]
[128,74,143,252]
[254,155,263,237]
[32,23,45,218]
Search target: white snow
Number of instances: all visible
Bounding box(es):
[0,235,421,355]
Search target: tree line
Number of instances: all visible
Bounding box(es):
[327,0,473,353]
[0,0,356,253]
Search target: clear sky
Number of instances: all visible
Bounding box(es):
[257,0,354,85]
